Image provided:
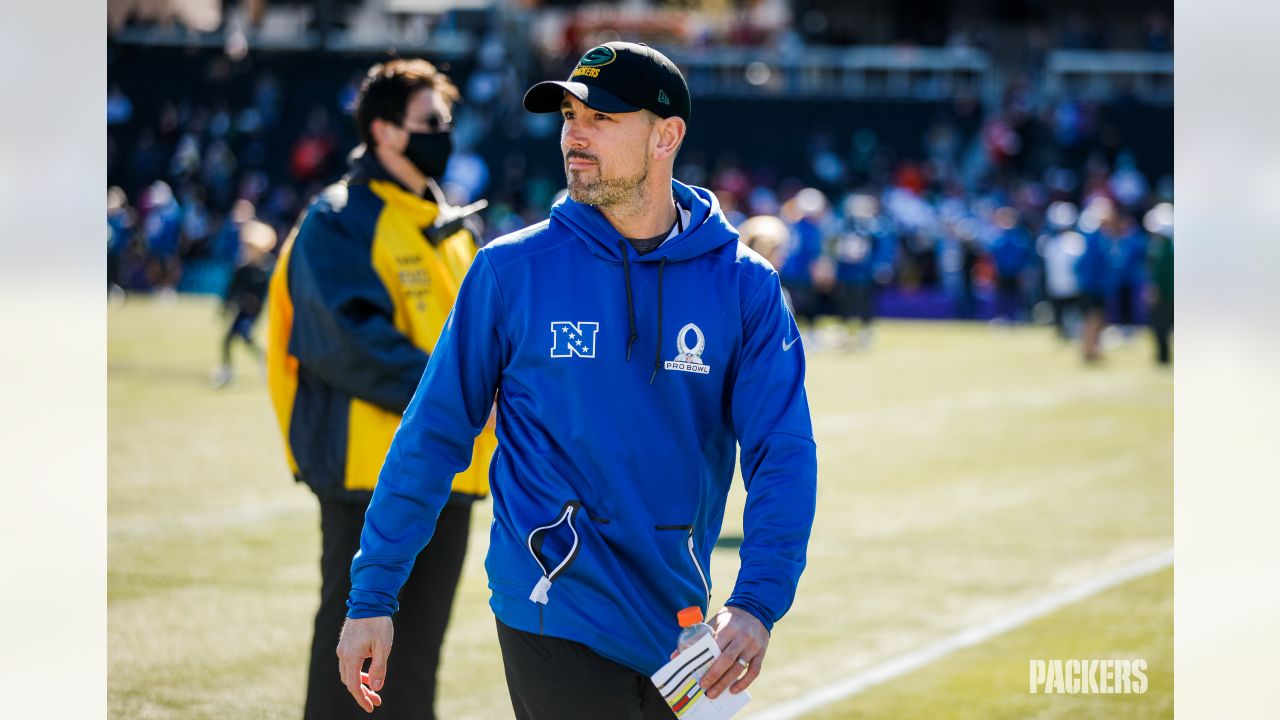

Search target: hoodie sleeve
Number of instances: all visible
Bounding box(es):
[724,270,818,632]
[347,251,508,618]
[286,211,430,414]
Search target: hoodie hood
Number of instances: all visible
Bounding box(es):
[550,180,738,263]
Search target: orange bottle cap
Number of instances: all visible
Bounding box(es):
[677,606,703,627]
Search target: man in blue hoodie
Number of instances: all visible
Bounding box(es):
[336,42,818,719]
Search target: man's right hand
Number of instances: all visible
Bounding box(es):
[336,616,394,713]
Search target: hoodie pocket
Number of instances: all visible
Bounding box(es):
[526,501,582,605]
[656,524,711,605]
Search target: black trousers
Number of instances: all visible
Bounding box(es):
[835,282,875,325]
[305,496,472,720]
[1115,282,1139,326]
[1151,300,1174,365]
[496,619,677,720]
[222,311,262,365]
[1049,295,1079,339]
[995,275,1024,321]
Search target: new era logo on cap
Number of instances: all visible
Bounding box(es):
[522,41,691,122]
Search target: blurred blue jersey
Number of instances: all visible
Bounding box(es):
[834,217,896,284]
[780,217,824,285]
[990,226,1033,278]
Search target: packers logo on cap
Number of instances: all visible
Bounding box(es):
[571,46,617,78]
[578,46,617,67]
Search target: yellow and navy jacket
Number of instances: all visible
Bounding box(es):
[266,151,496,502]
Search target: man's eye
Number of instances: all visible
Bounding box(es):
[562,111,574,120]
[595,113,610,121]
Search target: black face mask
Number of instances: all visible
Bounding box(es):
[403,130,453,182]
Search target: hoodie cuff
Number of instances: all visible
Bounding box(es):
[346,588,398,619]
[723,598,775,634]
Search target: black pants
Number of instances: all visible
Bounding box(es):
[995,275,1023,322]
[305,497,472,720]
[496,619,677,720]
[783,282,817,325]
[1151,300,1173,365]
[1115,282,1138,326]
[835,283,875,325]
[222,311,262,365]
[1049,295,1079,339]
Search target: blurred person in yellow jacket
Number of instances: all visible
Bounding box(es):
[265,59,496,720]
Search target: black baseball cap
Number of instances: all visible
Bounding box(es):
[523,42,691,122]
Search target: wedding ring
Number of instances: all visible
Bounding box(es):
[737,658,750,670]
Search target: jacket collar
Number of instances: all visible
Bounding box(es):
[346,146,442,228]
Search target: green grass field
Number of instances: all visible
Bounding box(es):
[108,296,1172,719]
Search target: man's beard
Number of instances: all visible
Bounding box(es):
[565,152,649,208]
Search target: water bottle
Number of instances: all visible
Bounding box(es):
[676,606,714,652]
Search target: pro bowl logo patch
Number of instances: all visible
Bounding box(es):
[578,46,617,67]
[665,323,711,375]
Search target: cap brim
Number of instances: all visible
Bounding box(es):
[523,81,640,115]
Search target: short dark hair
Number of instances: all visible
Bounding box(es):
[353,59,460,148]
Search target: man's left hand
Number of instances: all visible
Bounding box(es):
[700,606,769,699]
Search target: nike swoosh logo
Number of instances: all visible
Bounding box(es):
[782,336,799,352]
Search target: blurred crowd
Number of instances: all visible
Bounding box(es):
[108,22,1172,365]
[733,186,1173,364]
[107,70,312,296]
[106,38,518,296]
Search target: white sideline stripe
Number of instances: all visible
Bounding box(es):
[747,548,1174,720]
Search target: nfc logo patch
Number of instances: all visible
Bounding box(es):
[550,321,600,358]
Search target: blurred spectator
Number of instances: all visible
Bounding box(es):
[169,131,202,180]
[290,107,337,183]
[989,206,1033,324]
[778,188,830,335]
[1111,212,1148,334]
[338,71,363,115]
[178,185,213,258]
[441,143,490,205]
[1108,152,1150,209]
[738,214,790,270]
[1076,198,1137,362]
[254,72,281,128]
[202,139,239,210]
[107,85,133,125]
[129,129,165,190]
[953,218,984,320]
[211,218,277,388]
[1039,201,1086,340]
[141,181,183,294]
[738,214,792,307]
[832,194,895,350]
[1144,203,1174,365]
[107,186,134,296]
[213,199,257,267]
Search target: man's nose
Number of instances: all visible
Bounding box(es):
[563,121,588,150]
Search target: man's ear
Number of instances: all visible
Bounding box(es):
[652,116,686,161]
[370,117,399,149]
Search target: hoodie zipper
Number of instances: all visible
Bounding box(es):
[687,529,711,605]
[526,503,580,605]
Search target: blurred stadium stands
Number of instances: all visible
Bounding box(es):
[106,0,1171,325]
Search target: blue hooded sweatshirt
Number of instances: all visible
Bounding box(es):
[348,180,818,676]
